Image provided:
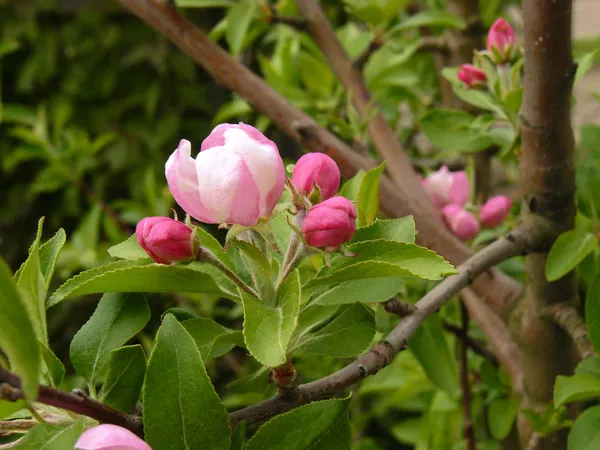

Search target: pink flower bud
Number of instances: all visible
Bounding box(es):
[291,153,341,202]
[442,204,480,241]
[165,123,286,227]
[457,64,487,88]
[486,18,516,63]
[479,195,512,228]
[422,166,470,209]
[302,196,357,250]
[75,424,152,450]
[136,217,195,264]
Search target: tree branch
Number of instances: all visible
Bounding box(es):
[0,367,143,437]
[544,304,597,360]
[516,0,578,447]
[115,0,525,338]
[229,228,531,428]
[442,320,499,366]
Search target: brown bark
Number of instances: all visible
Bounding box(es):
[516,0,578,447]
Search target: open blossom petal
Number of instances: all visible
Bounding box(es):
[75,424,151,450]
[165,123,285,227]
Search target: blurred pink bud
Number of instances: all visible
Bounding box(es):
[302,197,357,250]
[442,204,480,241]
[422,166,470,209]
[136,217,195,264]
[291,153,341,202]
[457,64,487,88]
[165,123,286,227]
[479,195,512,228]
[75,424,151,450]
[487,18,516,63]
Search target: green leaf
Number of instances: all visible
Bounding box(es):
[503,87,523,115]
[453,86,506,117]
[305,261,408,305]
[357,162,386,227]
[575,49,600,85]
[341,240,456,280]
[226,0,256,56]
[39,228,66,289]
[196,226,235,269]
[409,315,459,394]
[17,218,48,343]
[545,230,597,281]
[586,277,600,353]
[568,405,600,450]
[0,259,41,399]
[14,420,84,450]
[299,51,334,97]
[340,170,366,201]
[40,342,65,387]
[420,109,494,152]
[246,398,351,450]
[389,10,466,32]
[554,373,600,408]
[182,317,244,360]
[230,421,246,450]
[108,234,149,260]
[70,293,150,383]
[351,217,416,244]
[576,357,600,378]
[143,315,231,450]
[48,260,235,307]
[176,0,233,7]
[488,397,519,440]
[293,303,375,357]
[234,240,274,302]
[100,345,146,413]
[226,367,270,394]
[242,272,300,367]
[0,400,26,420]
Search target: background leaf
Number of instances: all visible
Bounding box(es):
[567,405,600,450]
[546,230,597,281]
[70,292,150,384]
[554,374,600,408]
[226,0,256,56]
[100,345,146,413]
[0,259,41,399]
[245,398,351,450]
[182,317,244,360]
[14,420,84,450]
[357,162,386,227]
[143,315,231,450]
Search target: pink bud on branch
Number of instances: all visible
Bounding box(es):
[302,196,357,250]
[421,166,470,209]
[457,64,487,88]
[165,123,286,227]
[291,153,341,202]
[479,195,512,228]
[486,18,516,63]
[75,424,152,450]
[442,205,480,241]
[136,217,195,264]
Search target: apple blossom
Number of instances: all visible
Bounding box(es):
[487,18,516,63]
[291,153,341,202]
[442,204,480,241]
[165,123,285,227]
[421,166,470,209]
[75,424,151,450]
[479,195,512,228]
[302,196,357,250]
[457,64,487,88]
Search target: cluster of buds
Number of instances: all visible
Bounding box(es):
[421,166,512,241]
[76,424,151,450]
[136,124,356,264]
[457,18,517,90]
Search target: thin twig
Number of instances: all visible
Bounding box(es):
[544,304,597,360]
[459,301,475,450]
[275,210,306,288]
[0,367,142,437]
[442,321,499,366]
[525,432,542,450]
[229,228,531,428]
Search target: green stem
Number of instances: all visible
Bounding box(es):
[275,211,306,288]
[199,247,259,298]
